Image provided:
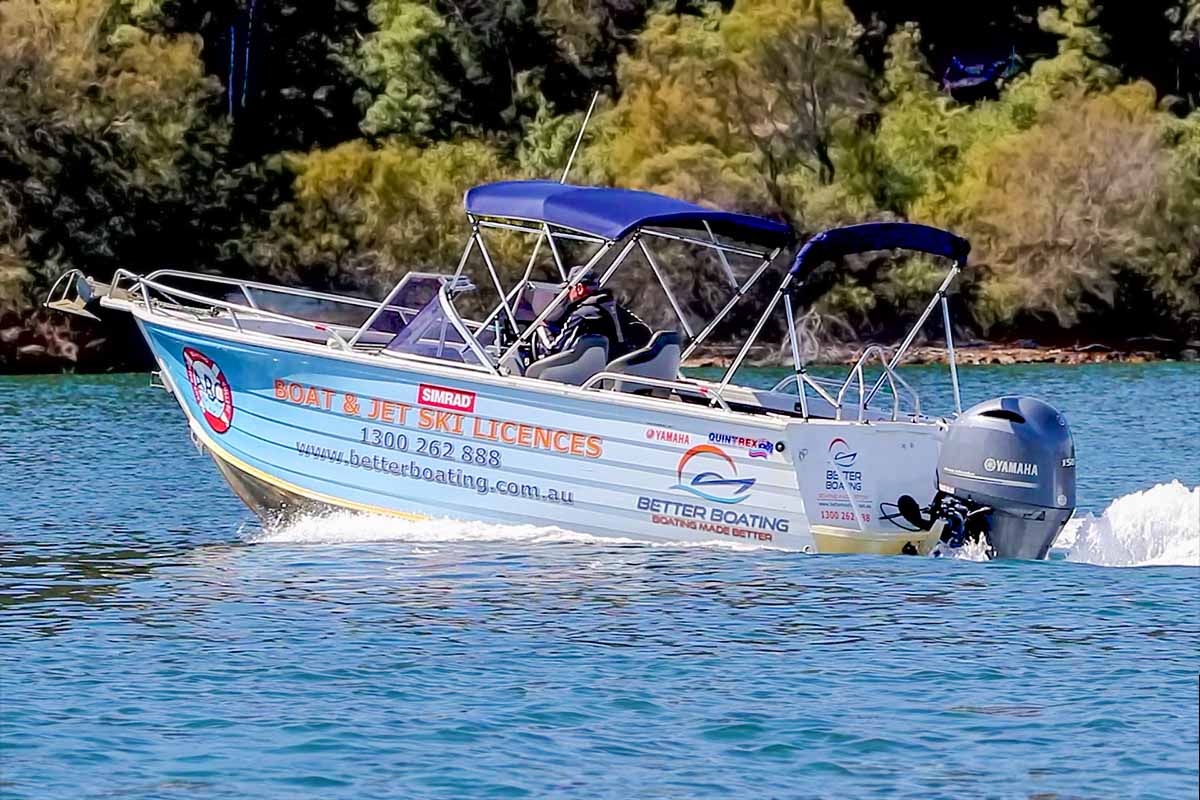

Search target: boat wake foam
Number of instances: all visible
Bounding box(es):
[247,482,1198,566]
[1054,481,1199,567]
[249,509,769,551]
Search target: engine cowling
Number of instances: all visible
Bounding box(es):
[934,396,1076,559]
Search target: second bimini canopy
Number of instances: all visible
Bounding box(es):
[790,222,970,280]
[465,180,793,248]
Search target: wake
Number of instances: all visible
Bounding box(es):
[250,510,608,546]
[1054,481,1199,567]
[249,510,766,551]
[248,482,1199,566]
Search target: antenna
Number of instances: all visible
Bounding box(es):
[525,92,601,284]
[559,91,599,184]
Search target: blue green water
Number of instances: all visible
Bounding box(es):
[2,364,1198,799]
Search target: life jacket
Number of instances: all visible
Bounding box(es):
[580,291,625,347]
[552,290,651,359]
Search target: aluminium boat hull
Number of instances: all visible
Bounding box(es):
[138,311,948,552]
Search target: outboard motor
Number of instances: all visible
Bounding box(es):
[925,396,1076,559]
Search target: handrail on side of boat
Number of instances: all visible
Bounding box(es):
[580,372,732,412]
[770,372,842,418]
[142,269,391,313]
[106,269,362,349]
[835,345,922,422]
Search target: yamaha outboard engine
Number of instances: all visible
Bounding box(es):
[928,396,1076,559]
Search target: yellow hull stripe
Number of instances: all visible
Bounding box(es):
[192,423,431,522]
[811,524,942,555]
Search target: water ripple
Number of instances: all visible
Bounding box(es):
[2,369,1198,799]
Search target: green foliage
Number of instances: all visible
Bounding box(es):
[931,86,1164,330]
[821,278,876,321]
[356,2,463,140]
[3,0,1199,354]
[1143,110,1200,327]
[877,257,945,314]
[516,101,585,178]
[1035,0,1120,91]
[722,0,870,190]
[0,0,233,311]
[247,139,514,292]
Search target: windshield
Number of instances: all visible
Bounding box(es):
[384,289,490,368]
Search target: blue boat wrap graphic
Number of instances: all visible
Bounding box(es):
[138,319,849,546]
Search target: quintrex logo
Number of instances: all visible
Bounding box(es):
[183,347,233,434]
[707,432,775,458]
[672,444,755,505]
[828,437,857,469]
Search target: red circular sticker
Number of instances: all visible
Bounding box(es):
[183,347,234,434]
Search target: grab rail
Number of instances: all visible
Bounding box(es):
[770,372,842,416]
[106,270,359,348]
[771,364,922,422]
[580,372,732,411]
[835,345,921,422]
[45,269,83,306]
[143,269,388,312]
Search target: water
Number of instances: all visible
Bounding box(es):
[2,364,1197,799]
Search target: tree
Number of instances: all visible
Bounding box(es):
[246,139,514,292]
[722,0,870,190]
[355,1,467,140]
[0,0,233,310]
[937,85,1164,332]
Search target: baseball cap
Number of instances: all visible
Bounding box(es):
[566,265,599,287]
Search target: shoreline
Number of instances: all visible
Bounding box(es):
[682,341,1199,369]
[2,308,1196,374]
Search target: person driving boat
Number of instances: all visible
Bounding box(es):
[547,266,651,360]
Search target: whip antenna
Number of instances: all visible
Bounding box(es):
[525,92,602,286]
[559,91,600,184]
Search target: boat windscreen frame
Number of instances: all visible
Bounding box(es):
[382,283,499,373]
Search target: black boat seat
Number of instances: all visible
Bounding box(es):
[525,335,609,385]
[603,330,682,395]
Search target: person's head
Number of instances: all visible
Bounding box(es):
[566,266,598,303]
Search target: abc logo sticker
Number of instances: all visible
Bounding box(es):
[183,347,234,434]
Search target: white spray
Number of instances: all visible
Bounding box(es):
[1055,481,1199,567]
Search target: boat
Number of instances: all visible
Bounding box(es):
[46,180,1077,558]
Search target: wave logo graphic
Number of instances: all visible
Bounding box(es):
[672,444,755,504]
[828,437,857,469]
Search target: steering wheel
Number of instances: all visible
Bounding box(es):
[527,324,555,363]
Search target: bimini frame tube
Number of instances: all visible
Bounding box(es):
[864,262,961,408]
[783,291,808,418]
[496,238,619,368]
[467,214,520,332]
[716,273,791,397]
[941,294,962,415]
[703,220,740,289]
[637,239,694,339]
[680,248,780,361]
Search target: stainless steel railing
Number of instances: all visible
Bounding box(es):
[770,346,922,422]
[580,372,733,411]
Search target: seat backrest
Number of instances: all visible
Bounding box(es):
[605,330,682,394]
[525,335,609,385]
